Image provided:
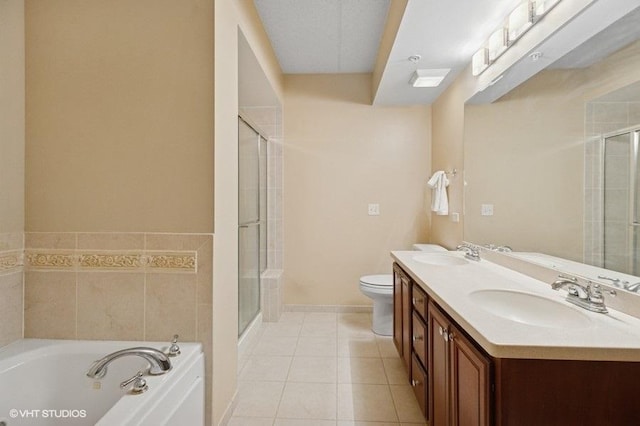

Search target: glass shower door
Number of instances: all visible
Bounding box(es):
[238,118,261,336]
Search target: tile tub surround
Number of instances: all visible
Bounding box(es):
[230,311,427,425]
[22,232,213,424]
[0,232,25,348]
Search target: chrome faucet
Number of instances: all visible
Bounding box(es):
[551,275,610,314]
[456,244,480,261]
[86,347,172,379]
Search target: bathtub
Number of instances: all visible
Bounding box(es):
[0,339,204,426]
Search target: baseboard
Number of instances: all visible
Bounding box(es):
[217,389,238,426]
[284,304,373,313]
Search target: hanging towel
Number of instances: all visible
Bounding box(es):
[427,171,449,215]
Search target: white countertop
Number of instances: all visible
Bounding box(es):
[391,250,640,362]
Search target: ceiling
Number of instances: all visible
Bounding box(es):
[253,0,640,105]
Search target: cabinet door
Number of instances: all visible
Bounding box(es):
[393,265,403,357]
[428,301,450,426]
[450,325,491,426]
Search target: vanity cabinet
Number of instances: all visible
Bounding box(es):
[429,301,491,426]
[393,260,640,426]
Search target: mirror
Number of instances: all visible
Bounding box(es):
[463,29,640,290]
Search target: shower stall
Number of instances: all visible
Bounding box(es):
[238,116,268,336]
[602,126,640,275]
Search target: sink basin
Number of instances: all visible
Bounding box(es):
[469,289,592,328]
[412,254,468,266]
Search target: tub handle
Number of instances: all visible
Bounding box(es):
[120,371,148,394]
[168,334,181,357]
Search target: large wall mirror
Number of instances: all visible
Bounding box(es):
[463,12,640,291]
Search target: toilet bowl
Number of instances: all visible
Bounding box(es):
[360,244,446,336]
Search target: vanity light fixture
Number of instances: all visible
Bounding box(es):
[409,69,450,88]
[471,0,562,77]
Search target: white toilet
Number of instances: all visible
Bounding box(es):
[359,244,447,336]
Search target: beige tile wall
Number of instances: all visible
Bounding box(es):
[0,233,24,348]
[23,232,213,425]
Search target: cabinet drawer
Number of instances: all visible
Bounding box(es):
[412,284,428,320]
[412,311,427,368]
[411,353,429,420]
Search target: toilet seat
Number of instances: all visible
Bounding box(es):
[359,274,392,288]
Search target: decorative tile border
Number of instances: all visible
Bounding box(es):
[0,250,24,273]
[25,250,197,273]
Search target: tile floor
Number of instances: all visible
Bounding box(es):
[228,311,427,426]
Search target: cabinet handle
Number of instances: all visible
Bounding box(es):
[411,379,421,387]
[438,326,444,335]
[448,332,455,342]
[413,335,423,342]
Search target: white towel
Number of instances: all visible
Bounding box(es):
[427,171,449,215]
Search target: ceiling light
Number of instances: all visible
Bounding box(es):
[488,28,508,62]
[508,2,534,42]
[409,69,451,88]
[472,48,489,76]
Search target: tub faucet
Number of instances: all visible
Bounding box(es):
[86,347,172,379]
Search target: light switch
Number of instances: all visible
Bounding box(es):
[481,204,494,216]
[368,203,380,216]
[450,212,460,222]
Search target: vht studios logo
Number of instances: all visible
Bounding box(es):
[9,409,87,419]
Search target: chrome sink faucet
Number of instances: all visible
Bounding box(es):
[86,347,172,379]
[456,243,480,261]
[551,275,612,314]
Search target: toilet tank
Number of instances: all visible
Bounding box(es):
[412,244,447,252]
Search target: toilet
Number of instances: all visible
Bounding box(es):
[360,244,447,336]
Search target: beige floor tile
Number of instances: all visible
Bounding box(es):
[233,381,285,418]
[301,322,337,337]
[304,312,337,323]
[288,356,337,383]
[337,313,371,325]
[295,336,337,357]
[382,358,408,385]
[240,356,293,382]
[262,322,303,337]
[228,417,274,426]
[337,323,375,339]
[337,384,398,422]
[337,422,400,426]
[390,385,425,423]
[253,336,299,356]
[275,419,336,426]
[376,336,400,358]
[277,382,337,420]
[338,358,387,384]
[278,312,306,323]
[337,338,380,358]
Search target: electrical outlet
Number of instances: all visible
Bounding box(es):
[368,203,380,216]
[481,204,494,216]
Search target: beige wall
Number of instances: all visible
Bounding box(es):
[0,0,25,348]
[214,0,283,424]
[25,0,214,233]
[284,74,431,306]
[462,41,640,261]
[429,66,473,249]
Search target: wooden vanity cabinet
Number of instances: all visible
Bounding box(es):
[429,301,491,426]
[393,263,412,372]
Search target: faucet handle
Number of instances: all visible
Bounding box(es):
[120,371,148,394]
[168,334,181,357]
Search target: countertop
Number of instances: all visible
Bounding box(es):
[391,250,640,362]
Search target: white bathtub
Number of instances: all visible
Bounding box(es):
[0,339,204,426]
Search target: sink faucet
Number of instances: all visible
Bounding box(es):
[625,282,640,293]
[456,244,480,261]
[86,347,172,379]
[551,275,609,314]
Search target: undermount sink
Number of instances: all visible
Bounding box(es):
[469,289,592,329]
[412,254,469,266]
